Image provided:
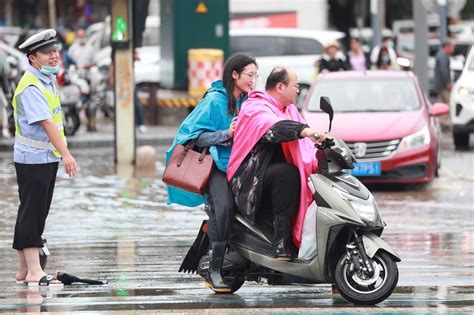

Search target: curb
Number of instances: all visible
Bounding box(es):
[0,135,175,151]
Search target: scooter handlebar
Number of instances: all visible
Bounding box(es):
[315,138,335,150]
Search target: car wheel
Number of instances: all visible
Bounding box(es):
[435,147,441,177]
[453,131,469,150]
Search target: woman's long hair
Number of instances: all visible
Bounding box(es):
[222,53,257,115]
[376,47,391,69]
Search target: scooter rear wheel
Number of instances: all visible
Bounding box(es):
[335,251,398,305]
[212,277,244,294]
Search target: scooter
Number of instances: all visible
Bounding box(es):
[179,97,401,305]
[58,71,82,136]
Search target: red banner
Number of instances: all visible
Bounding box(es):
[230,13,297,29]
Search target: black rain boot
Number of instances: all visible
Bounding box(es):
[205,241,231,292]
[274,216,293,261]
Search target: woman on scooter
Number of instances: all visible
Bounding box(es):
[227,66,329,260]
[165,53,257,292]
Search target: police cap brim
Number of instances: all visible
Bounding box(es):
[18,29,58,54]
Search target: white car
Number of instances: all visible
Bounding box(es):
[450,45,474,149]
[230,28,345,106]
[134,15,160,86]
[89,15,160,86]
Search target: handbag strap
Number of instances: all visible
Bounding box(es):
[176,141,197,167]
[198,147,208,164]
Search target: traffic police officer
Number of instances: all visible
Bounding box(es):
[13,29,77,287]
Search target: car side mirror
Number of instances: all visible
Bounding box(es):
[431,102,450,116]
[320,96,334,132]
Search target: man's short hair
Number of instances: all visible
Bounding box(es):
[442,39,454,48]
[265,66,290,90]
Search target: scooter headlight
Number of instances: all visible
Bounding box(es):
[350,199,377,222]
[333,185,379,223]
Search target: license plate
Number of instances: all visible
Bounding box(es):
[348,162,381,176]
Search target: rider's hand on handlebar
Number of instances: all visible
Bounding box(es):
[300,127,329,145]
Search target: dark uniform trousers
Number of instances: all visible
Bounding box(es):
[13,162,58,250]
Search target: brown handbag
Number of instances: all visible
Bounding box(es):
[162,141,214,195]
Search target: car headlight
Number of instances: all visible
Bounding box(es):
[458,86,470,97]
[398,125,430,151]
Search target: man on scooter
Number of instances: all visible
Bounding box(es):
[227,67,329,260]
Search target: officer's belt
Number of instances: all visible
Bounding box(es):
[15,134,56,151]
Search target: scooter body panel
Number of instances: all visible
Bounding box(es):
[311,174,366,225]
[363,232,401,262]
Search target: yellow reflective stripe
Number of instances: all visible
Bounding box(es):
[12,72,65,157]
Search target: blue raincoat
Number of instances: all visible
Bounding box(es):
[165,80,243,207]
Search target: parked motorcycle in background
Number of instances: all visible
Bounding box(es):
[1,54,20,137]
[57,65,89,136]
[88,63,114,121]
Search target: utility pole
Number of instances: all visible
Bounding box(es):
[438,0,448,43]
[414,0,429,93]
[48,0,57,29]
[5,0,13,26]
[111,0,135,168]
[371,0,384,48]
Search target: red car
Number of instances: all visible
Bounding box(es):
[302,71,449,184]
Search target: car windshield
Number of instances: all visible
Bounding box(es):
[307,78,421,112]
[230,35,323,56]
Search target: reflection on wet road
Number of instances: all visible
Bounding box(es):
[0,146,472,313]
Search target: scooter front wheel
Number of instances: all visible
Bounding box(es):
[335,251,398,305]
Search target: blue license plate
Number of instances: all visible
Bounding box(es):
[348,162,381,176]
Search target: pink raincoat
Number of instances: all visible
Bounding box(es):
[227,90,318,246]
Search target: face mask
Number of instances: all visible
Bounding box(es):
[32,56,59,75]
[382,55,391,63]
[40,64,60,75]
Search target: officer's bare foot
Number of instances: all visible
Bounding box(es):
[25,272,48,284]
[26,273,63,286]
[16,270,28,282]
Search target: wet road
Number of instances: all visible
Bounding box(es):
[0,137,473,313]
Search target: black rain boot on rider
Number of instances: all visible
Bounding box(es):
[274,216,294,261]
[205,241,231,292]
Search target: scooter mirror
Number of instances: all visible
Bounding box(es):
[320,96,334,132]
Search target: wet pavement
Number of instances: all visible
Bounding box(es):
[0,131,473,314]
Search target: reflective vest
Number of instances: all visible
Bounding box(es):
[13,71,66,157]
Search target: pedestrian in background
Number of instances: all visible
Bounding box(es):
[370,35,398,68]
[375,47,396,70]
[318,41,348,73]
[68,27,98,132]
[67,28,95,70]
[166,53,257,293]
[13,29,78,287]
[434,40,455,104]
[346,37,371,71]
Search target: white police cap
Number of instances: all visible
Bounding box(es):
[18,29,58,54]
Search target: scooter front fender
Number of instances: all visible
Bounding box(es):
[362,233,401,262]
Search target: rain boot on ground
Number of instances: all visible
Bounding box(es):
[205,241,231,292]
